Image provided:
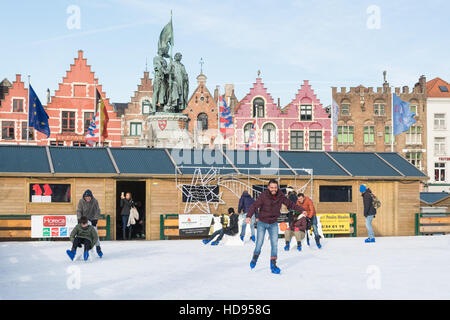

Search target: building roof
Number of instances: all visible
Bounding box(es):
[0,145,428,179]
[426,77,450,98]
[420,192,450,205]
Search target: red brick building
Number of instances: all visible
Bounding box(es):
[45,50,121,147]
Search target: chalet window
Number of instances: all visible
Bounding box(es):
[197,113,208,131]
[130,122,142,136]
[363,126,375,144]
[300,105,312,121]
[253,97,265,118]
[21,122,34,140]
[309,131,322,150]
[434,114,446,130]
[2,121,14,140]
[406,126,422,145]
[61,111,75,133]
[29,183,71,203]
[262,123,276,144]
[84,112,94,133]
[319,186,352,202]
[434,137,446,156]
[13,99,24,112]
[341,103,350,116]
[290,130,304,150]
[337,126,354,144]
[374,103,385,116]
[182,185,219,202]
[434,163,446,182]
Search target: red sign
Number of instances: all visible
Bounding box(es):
[43,216,66,227]
[56,134,86,141]
[438,157,450,161]
[158,120,167,131]
[51,228,60,237]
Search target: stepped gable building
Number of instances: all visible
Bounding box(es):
[332,75,428,173]
[45,50,122,147]
[115,71,154,147]
[234,76,331,151]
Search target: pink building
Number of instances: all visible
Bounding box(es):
[234,77,332,151]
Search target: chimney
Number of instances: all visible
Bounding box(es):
[214,85,219,102]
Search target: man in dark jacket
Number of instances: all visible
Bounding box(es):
[76,189,103,257]
[120,192,135,240]
[246,180,305,274]
[360,184,376,243]
[202,208,239,245]
[238,190,256,242]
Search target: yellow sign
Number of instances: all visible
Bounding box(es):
[317,213,351,234]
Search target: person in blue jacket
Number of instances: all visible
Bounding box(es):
[238,190,256,242]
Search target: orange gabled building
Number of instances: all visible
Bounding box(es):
[45,50,121,147]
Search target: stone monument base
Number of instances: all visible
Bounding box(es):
[147,113,192,149]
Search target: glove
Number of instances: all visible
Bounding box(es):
[90,219,98,227]
[306,218,312,230]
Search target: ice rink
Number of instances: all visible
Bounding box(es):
[1,235,450,300]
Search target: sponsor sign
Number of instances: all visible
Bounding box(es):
[316,213,351,234]
[31,215,78,238]
[178,214,214,237]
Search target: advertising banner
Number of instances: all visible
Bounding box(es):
[178,214,214,237]
[31,215,78,238]
[316,213,351,234]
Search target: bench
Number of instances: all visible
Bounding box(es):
[415,213,450,235]
[0,214,110,241]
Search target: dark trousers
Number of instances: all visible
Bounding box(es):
[208,228,236,242]
[72,237,92,252]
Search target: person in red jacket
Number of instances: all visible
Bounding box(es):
[284,210,307,252]
[246,179,305,274]
[297,193,321,249]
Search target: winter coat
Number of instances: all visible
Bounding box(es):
[76,196,101,221]
[224,213,239,235]
[362,189,377,217]
[297,196,316,219]
[238,191,255,214]
[247,189,305,224]
[127,207,140,227]
[120,198,134,216]
[70,224,99,246]
[289,213,307,232]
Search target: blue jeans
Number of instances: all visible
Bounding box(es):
[253,221,279,259]
[240,213,256,238]
[311,215,320,239]
[365,215,375,239]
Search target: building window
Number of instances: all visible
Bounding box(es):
[300,105,313,121]
[434,163,446,182]
[337,126,354,144]
[243,123,254,143]
[13,99,24,112]
[410,104,418,116]
[84,112,94,133]
[197,113,208,131]
[2,121,15,140]
[374,103,385,116]
[309,131,322,150]
[262,123,276,144]
[341,103,350,116]
[72,142,86,147]
[142,99,152,114]
[319,186,352,202]
[290,130,304,150]
[21,122,34,140]
[130,122,142,136]
[363,126,375,144]
[50,141,64,146]
[61,111,76,133]
[405,126,422,145]
[29,183,71,203]
[405,152,422,170]
[434,137,446,156]
[384,126,392,144]
[434,114,446,130]
[253,97,265,118]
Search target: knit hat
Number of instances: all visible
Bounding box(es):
[359,184,367,193]
[83,189,93,198]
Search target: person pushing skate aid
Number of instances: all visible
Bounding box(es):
[246,179,305,274]
[66,216,99,261]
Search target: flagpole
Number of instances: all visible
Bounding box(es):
[391,88,394,152]
[217,86,220,145]
[331,92,334,151]
[27,75,30,145]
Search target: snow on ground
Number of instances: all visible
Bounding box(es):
[1,235,450,300]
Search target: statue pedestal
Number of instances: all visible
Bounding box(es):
[147,113,192,149]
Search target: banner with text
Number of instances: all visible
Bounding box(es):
[31,215,78,238]
[179,214,214,237]
[316,213,351,234]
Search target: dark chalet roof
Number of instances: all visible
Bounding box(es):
[0,145,428,179]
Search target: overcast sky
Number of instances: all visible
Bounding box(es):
[1,0,449,108]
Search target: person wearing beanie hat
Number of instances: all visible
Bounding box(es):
[360,185,376,243]
[77,189,103,257]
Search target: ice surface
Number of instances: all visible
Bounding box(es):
[1,235,450,300]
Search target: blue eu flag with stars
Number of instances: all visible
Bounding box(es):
[28,85,50,138]
[393,93,416,136]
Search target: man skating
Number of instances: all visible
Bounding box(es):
[76,189,103,257]
[246,180,305,274]
[66,216,99,261]
[297,193,321,249]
